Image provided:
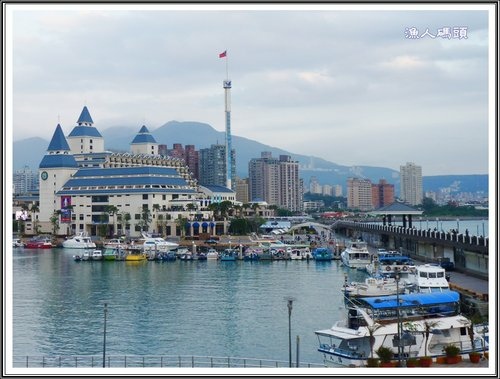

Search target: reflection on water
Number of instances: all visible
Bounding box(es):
[12,248,367,363]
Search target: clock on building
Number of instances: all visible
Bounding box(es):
[41,171,48,180]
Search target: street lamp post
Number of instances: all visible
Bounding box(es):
[285,297,295,368]
[395,274,402,367]
[103,303,108,368]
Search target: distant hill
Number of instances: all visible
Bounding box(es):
[423,175,488,194]
[12,121,487,195]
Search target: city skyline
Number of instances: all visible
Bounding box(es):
[6,3,496,176]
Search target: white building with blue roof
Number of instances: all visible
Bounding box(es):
[36,106,231,238]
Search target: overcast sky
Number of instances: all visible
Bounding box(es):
[7,3,495,176]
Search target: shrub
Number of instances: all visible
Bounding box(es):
[443,344,461,357]
[375,345,394,363]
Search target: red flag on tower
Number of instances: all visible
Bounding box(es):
[219,50,227,58]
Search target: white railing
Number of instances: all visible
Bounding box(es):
[12,354,325,368]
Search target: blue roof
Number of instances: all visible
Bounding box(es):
[202,185,234,193]
[359,291,459,309]
[131,125,157,144]
[68,125,103,138]
[57,188,196,196]
[47,124,71,151]
[379,256,413,262]
[39,154,78,169]
[77,106,94,124]
[64,176,188,187]
[73,167,179,177]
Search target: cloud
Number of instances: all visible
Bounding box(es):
[8,5,492,175]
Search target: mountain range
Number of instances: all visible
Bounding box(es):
[12,121,488,195]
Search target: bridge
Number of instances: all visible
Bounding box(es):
[332,220,489,280]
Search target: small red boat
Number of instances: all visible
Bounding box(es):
[24,237,53,249]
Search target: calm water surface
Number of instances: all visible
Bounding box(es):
[12,248,368,365]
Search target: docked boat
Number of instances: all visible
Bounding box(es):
[243,252,260,261]
[136,233,179,253]
[340,240,371,269]
[220,249,237,261]
[290,247,313,260]
[315,291,486,367]
[77,249,103,261]
[62,232,96,249]
[104,238,126,249]
[125,251,147,261]
[102,247,126,261]
[312,247,333,261]
[404,264,451,293]
[206,248,219,260]
[367,254,416,276]
[157,251,177,261]
[24,237,53,249]
[13,238,24,248]
[342,276,404,298]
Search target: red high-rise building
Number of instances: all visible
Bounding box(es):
[372,179,395,209]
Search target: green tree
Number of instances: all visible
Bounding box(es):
[138,207,152,232]
[104,205,119,237]
[175,216,188,238]
[50,210,61,236]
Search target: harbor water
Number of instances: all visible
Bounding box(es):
[10,247,369,366]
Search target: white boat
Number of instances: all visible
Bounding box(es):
[137,233,179,252]
[315,291,487,367]
[343,276,404,297]
[404,264,451,293]
[62,232,96,249]
[367,253,416,276]
[340,240,372,269]
[206,248,219,260]
[290,247,313,260]
[79,249,103,261]
[104,238,125,249]
[13,238,24,248]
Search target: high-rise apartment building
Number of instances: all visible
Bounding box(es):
[400,162,423,205]
[199,144,235,188]
[248,152,302,212]
[167,143,199,180]
[235,177,249,204]
[372,179,395,209]
[13,165,39,194]
[347,177,373,211]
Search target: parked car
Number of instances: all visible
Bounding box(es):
[438,257,455,271]
[205,239,218,244]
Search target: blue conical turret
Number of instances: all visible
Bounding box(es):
[40,124,78,169]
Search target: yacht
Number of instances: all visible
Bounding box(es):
[137,233,179,252]
[340,240,372,269]
[404,264,451,293]
[315,291,486,367]
[62,232,96,249]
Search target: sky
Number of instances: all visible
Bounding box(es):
[6,3,496,176]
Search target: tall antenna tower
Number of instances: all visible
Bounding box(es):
[219,50,232,189]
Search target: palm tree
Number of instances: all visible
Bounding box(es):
[105,205,119,237]
[366,323,383,358]
[175,216,188,238]
[422,320,441,357]
[30,204,40,235]
[121,212,131,238]
[50,210,61,237]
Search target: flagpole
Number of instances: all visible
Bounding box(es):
[226,50,229,81]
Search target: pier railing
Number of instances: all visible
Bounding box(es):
[12,355,325,368]
[333,221,488,252]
